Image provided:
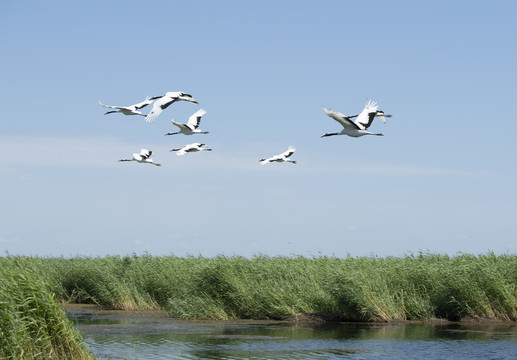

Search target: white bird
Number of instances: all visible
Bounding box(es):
[259,146,297,165]
[170,143,212,156]
[165,109,209,136]
[118,149,161,166]
[98,97,153,116]
[321,99,392,138]
[145,91,198,123]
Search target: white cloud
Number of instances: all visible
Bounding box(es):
[288,161,493,177]
[1,135,131,168]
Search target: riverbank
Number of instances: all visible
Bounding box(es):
[65,303,516,325]
[3,252,516,322]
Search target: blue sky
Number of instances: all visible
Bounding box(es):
[1,1,516,257]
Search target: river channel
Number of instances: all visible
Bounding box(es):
[66,304,517,360]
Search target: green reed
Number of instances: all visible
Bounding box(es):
[1,253,516,324]
[0,257,93,360]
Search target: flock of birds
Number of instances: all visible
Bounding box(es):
[99,91,392,167]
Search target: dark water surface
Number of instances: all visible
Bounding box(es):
[66,305,517,360]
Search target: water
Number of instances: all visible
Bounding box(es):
[67,305,517,360]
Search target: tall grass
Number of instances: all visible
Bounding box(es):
[0,257,93,359]
[1,253,516,324]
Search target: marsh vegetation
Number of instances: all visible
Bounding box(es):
[0,259,93,359]
[2,253,515,325]
[1,252,516,358]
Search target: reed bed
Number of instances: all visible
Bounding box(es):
[1,253,516,324]
[0,257,93,360]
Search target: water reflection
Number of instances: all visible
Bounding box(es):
[66,305,517,360]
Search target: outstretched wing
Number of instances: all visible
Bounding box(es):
[259,157,274,164]
[279,145,296,159]
[131,96,153,110]
[145,96,176,123]
[322,107,360,130]
[187,143,202,151]
[139,149,152,159]
[186,109,207,130]
[353,99,378,130]
[175,146,188,156]
[98,100,119,109]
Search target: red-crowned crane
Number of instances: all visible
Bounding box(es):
[170,143,212,156]
[165,109,208,136]
[321,99,391,138]
[259,146,297,165]
[118,149,161,166]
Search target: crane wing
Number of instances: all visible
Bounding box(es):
[139,149,152,159]
[131,96,153,110]
[186,109,207,129]
[354,99,378,130]
[323,107,360,130]
[259,156,275,164]
[98,100,120,109]
[175,143,198,156]
[279,146,296,158]
[145,96,176,122]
